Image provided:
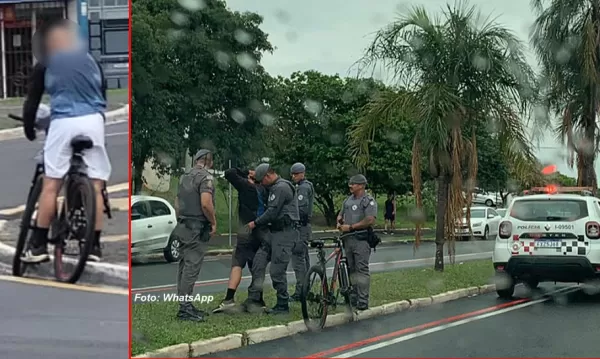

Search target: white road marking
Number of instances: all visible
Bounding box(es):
[131,252,492,291]
[0,182,129,216]
[331,286,580,358]
[106,131,128,137]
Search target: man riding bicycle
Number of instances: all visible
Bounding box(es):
[21,19,111,263]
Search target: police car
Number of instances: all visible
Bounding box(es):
[492,186,600,298]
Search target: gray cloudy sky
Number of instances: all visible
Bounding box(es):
[226,0,591,179]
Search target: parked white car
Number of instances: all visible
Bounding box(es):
[472,188,503,207]
[455,206,502,240]
[131,195,179,262]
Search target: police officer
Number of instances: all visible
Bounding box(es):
[172,149,217,321]
[337,174,377,311]
[247,163,302,314]
[289,162,314,301]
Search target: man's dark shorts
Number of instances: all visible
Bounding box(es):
[384,213,395,221]
[231,230,261,269]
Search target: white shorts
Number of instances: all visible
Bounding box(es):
[43,113,112,181]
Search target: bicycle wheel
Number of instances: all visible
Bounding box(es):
[12,176,43,277]
[53,175,96,283]
[300,265,329,331]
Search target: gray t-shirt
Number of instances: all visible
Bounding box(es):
[340,193,378,226]
[177,166,215,221]
[255,177,299,226]
[296,179,314,222]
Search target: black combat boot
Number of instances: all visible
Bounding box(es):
[177,302,205,322]
[265,303,289,315]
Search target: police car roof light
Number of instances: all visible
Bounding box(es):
[526,186,595,196]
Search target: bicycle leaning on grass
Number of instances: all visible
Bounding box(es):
[299,230,368,331]
[9,112,112,284]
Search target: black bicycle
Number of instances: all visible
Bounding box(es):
[9,113,112,283]
[300,230,366,331]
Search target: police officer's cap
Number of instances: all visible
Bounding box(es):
[290,162,306,174]
[348,174,368,185]
[194,149,212,161]
[254,163,271,182]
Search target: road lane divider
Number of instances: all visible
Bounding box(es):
[131,252,493,293]
[0,182,129,216]
[310,285,580,358]
[0,274,128,295]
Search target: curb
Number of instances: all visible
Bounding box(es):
[0,105,129,142]
[0,221,128,287]
[133,283,497,358]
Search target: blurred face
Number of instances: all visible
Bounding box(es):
[45,25,78,55]
[196,153,214,169]
[248,170,256,184]
[261,172,277,186]
[349,183,364,194]
[291,172,305,183]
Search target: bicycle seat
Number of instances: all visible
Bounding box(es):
[71,136,93,153]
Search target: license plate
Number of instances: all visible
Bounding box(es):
[461,228,469,233]
[535,240,561,248]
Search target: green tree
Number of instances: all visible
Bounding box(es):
[267,71,415,224]
[531,0,600,189]
[350,3,540,271]
[131,0,274,193]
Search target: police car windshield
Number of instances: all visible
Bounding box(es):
[497,209,506,217]
[464,209,485,218]
[510,199,588,221]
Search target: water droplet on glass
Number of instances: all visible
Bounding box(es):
[167,29,183,41]
[330,132,344,145]
[178,0,205,11]
[285,31,298,43]
[230,109,246,123]
[259,112,276,126]
[234,29,253,45]
[214,51,231,71]
[274,9,291,24]
[236,52,258,71]
[170,11,189,26]
[303,99,322,116]
[472,54,490,71]
[248,99,264,113]
[555,46,571,64]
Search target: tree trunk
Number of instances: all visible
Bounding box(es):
[132,158,145,195]
[316,193,338,226]
[578,119,597,189]
[434,175,449,272]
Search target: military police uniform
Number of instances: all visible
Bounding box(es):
[172,149,215,321]
[290,162,314,299]
[340,175,377,309]
[250,163,302,313]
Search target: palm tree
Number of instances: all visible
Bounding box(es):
[349,2,540,271]
[531,0,600,189]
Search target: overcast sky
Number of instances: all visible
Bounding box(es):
[225,0,590,179]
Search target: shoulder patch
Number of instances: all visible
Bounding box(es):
[206,174,214,181]
[369,200,375,206]
[298,194,304,201]
[269,193,276,201]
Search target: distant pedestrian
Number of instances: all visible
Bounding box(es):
[171,149,217,322]
[212,167,266,313]
[336,174,377,311]
[289,162,314,301]
[247,163,302,314]
[384,192,396,235]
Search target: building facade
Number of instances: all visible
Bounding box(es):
[0,0,128,98]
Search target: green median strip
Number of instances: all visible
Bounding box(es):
[131,259,494,356]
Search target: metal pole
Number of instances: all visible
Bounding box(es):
[228,159,232,247]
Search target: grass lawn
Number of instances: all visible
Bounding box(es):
[141,177,436,236]
[131,259,494,355]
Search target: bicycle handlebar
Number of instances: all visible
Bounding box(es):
[312,229,369,242]
[9,113,22,122]
[9,113,49,132]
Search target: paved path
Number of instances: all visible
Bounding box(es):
[0,276,127,359]
[131,240,495,298]
[197,284,600,358]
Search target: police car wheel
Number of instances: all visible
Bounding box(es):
[480,226,489,240]
[485,199,493,207]
[163,235,180,263]
[524,280,539,290]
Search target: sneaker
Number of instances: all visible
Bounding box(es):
[243,299,266,313]
[212,299,235,313]
[21,245,49,263]
[88,245,102,262]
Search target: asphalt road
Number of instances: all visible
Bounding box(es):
[198,283,600,358]
[0,277,127,359]
[0,121,128,209]
[131,240,495,298]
